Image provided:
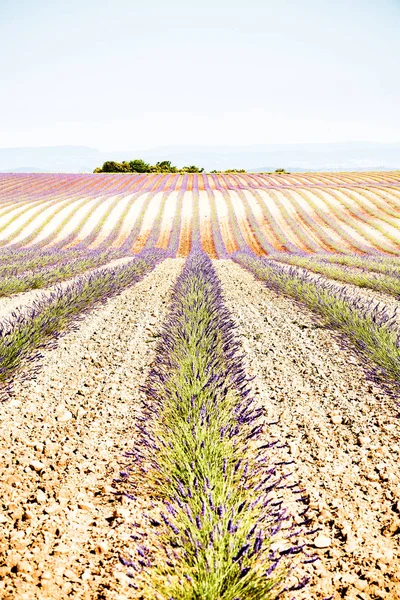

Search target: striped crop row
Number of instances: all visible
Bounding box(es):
[0,172,400,257]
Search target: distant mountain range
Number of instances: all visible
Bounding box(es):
[0,143,399,173]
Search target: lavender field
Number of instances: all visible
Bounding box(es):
[0,172,399,599]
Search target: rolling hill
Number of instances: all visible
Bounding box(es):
[0,171,400,256]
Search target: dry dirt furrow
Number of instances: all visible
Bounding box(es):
[0,258,184,600]
[214,259,400,600]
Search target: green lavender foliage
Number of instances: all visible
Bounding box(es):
[127,254,305,599]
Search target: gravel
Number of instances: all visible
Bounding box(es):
[0,258,184,600]
[214,259,400,600]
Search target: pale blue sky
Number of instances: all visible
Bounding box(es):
[0,0,399,149]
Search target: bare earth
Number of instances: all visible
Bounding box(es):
[214,260,400,600]
[0,259,184,600]
[0,258,399,599]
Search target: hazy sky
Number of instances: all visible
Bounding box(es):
[1,0,399,149]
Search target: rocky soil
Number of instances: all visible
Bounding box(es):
[1,256,400,599]
[0,258,184,600]
[215,260,400,600]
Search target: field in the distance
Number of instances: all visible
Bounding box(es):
[1,171,400,255]
[0,172,400,600]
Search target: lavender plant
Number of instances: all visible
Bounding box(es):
[167,174,189,256]
[7,196,94,251]
[265,190,324,254]
[227,181,277,254]
[0,197,53,241]
[0,247,123,274]
[278,190,341,253]
[73,194,127,249]
[118,253,311,599]
[212,175,250,252]
[121,174,167,251]
[203,178,229,258]
[48,195,109,250]
[96,175,152,248]
[246,189,301,253]
[309,188,391,253]
[145,174,180,251]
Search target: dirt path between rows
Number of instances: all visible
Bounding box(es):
[214,260,400,600]
[0,258,184,600]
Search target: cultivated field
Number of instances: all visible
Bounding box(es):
[0,172,400,600]
[1,171,400,255]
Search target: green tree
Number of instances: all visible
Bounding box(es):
[150,160,178,173]
[129,159,151,173]
[97,161,130,173]
[181,165,204,173]
[93,158,217,173]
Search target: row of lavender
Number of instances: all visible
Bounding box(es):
[0,249,165,400]
[1,170,400,306]
[2,224,400,309]
[0,248,131,296]
[262,253,400,297]
[0,173,188,295]
[1,245,400,311]
[115,253,314,599]
[1,172,400,201]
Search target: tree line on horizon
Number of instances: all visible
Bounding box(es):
[93,159,247,174]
